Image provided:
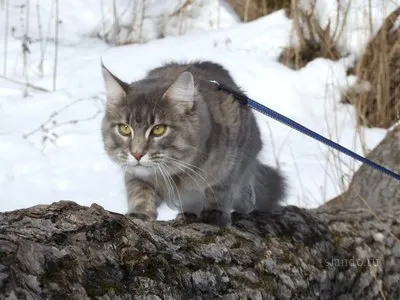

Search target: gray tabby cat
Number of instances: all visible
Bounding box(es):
[101,61,285,227]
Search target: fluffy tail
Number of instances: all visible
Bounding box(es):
[254,163,286,212]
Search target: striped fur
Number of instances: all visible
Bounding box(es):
[101,61,286,227]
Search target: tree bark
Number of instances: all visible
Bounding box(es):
[325,126,400,209]
[1,130,399,300]
[0,201,399,300]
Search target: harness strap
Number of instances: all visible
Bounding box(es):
[209,80,400,182]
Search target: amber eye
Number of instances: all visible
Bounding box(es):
[151,125,166,137]
[118,124,132,136]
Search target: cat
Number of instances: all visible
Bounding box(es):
[101,61,286,227]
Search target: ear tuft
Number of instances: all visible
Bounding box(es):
[101,62,128,105]
[164,71,195,108]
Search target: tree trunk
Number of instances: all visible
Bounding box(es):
[325,126,400,209]
[1,201,399,300]
[1,129,399,300]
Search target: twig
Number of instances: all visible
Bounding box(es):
[244,0,251,22]
[100,0,106,40]
[368,0,373,35]
[52,0,59,91]
[216,0,220,28]
[22,0,30,97]
[138,0,147,43]
[41,0,55,68]
[3,0,9,76]
[0,74,51,92]
[36,0,44,76]
[333,0,351,43]
[264,120,280,168]
[23,96,103,146]
[130,0,138,43]
[169,0,192,18]
[112,0,119,45]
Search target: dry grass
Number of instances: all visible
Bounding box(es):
[226,0,341,69]
[226,0,291,22]
[278,1,399,129]
[343,7,400,129]
[278,0,341,70]
[1,0,60,94]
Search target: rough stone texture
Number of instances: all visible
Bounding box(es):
[0,201,399,300]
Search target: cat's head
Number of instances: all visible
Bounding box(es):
[101,63,208,178]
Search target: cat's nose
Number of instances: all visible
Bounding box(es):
[131,152,144,161]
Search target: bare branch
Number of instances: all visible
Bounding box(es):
[52,0,59,91]
[0,74,51,92]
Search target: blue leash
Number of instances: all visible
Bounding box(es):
[209,80,400,181]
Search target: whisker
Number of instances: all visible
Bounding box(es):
[153,166,159,189]
[167,162,210,210]
[166,156,219,183]
[158,164,174,207]
[166,161,206,197]
[162,163,184,214]
[163,158,218,205]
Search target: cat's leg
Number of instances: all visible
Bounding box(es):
[231,168,256,213]
[232,183,256,214]
[201,184,233,228]
[175,191,204,223]
[253,163,286,212]
[125,176,158,220]
[201,165,257,226]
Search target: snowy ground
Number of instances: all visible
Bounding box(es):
[0,0,396,219]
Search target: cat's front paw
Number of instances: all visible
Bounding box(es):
[175,212,199,224]
[126,212,155,221]
[200,209,231,228]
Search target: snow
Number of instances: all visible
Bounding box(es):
[0,0,238,46]
[0,1,392,219]
[298,0,400,57]
[97,0,239,44]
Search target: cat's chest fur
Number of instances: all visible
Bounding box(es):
[155,173,205,198]
[153,173,206,212]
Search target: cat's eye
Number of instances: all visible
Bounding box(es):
[118,124,132,136]
[151,125,166,137]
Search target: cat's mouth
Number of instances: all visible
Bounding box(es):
[129,164,154,177]
[125,160,150,168]
[118,153,169,172]
[134,164,150,170]
[121,153,153,168]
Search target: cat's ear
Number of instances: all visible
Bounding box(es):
[101,61,129,105]
[164,71,195,111]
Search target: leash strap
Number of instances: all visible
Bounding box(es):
[209,80,400,181]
